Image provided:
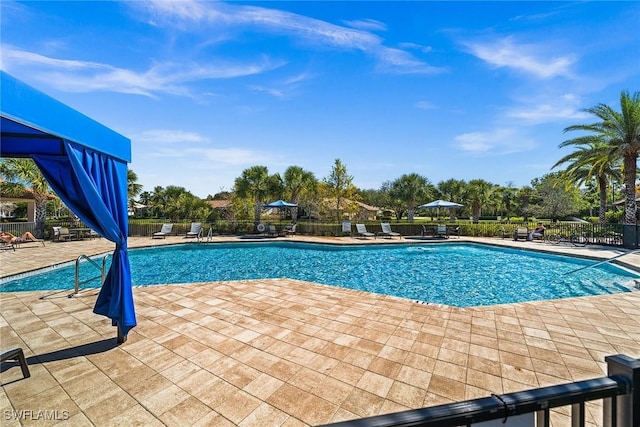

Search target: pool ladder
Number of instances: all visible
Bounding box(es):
[70,254,111,297]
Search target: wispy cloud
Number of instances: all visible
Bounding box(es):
[505,93,590,124]
[249,85,286,98]
[415,100,435,110]
[343,18,387,32]
[135,0,442,75]
[131,128,271,166]
[462,36,576,79]
[133,129,210,144]
[454,128,535,154]
[1,45,282,97]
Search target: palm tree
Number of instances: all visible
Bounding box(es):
[234,165,271,227]
[127,169,143,211]
[564,90,640,224]
[0,159,50,238]
[553,138,620,224]
[390,173,430,222]
[465,179,496,223]
[283,166,317,221]
[437,179,466,203]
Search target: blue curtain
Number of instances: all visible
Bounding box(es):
[33,140,136,338]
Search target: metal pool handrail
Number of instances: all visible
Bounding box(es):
[71,253,111,297]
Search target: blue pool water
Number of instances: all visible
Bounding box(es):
[1,242,637,307]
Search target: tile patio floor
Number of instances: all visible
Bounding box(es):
[1,235,639,426]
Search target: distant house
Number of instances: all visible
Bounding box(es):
[206,199,234,219]
[612,196,640,206]
[320,198,380,221]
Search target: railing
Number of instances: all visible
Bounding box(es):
[2,219,629,247]
[71,253,110,297]
[320,354,639,427]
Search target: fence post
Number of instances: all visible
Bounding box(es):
[622,224,638,249]
[604,354,640,427]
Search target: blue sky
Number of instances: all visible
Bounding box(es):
[2,1,639,198]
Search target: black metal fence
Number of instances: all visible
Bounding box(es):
[2,220,638,248]
[319,354,639,427]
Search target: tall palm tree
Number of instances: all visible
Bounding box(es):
[390,173,430,222]
[0,159,50,237]
[553,139,621,224]
[234,165,271,226]
[564,90,640,224]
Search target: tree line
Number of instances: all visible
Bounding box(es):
[1,91,638,237]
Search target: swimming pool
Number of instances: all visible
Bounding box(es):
[1,242,637,307]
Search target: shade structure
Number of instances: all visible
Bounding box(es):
[0,71,135,343]
[418,199,464,209]
[264,200,298,208]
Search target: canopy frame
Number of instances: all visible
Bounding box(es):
[0,71,136,343]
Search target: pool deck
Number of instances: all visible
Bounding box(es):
[1,235,639,426]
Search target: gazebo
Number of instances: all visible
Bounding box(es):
[0,71,136,343]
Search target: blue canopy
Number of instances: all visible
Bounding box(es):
[0,71,136,343]
[264,200,298,208]
[418,199,464,209]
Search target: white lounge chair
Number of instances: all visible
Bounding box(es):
[355,223,375,239]
[380,222,401,239]
[153,223,173,239]
[186,222,202,240]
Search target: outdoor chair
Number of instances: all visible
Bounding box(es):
[53,226,76,242]
[379,222,401,239]
[513,227,529,241]
[342,220,352,236]
[282,223,297,237]
[266,225,278,237]
[1,347,30,379]
[436,225,449,238]
[355,224,375,239]
[185,223,202,240]
[152,223,173,239]
[1,240,15,251]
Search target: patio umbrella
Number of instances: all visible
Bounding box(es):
[264,200,298,208]
[418,199,463,209]
[264,200,298,221]
[418,199,463,220]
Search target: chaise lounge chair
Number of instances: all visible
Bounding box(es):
[152,223,173,239]
[1,347,30,379]
[1,240,15,251]
[355,223,375,239]
[379,222,401,239]
[186,222,203,240]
